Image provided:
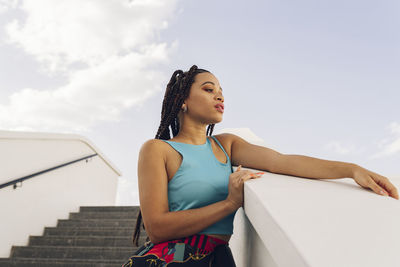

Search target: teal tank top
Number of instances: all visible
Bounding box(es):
[161,135,236,235]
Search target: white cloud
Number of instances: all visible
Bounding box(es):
[0,42,177,132]
[0,0,19,13]
[0,0,180,133]
[4,0,178,72]
[323,140,357,155]
[370,122,400,159]
[388,121,400,134]
[217,127,267,146]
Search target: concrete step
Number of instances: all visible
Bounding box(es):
[0,257,128,267]
[1,205,147,266]
[79,206,139,212]
[69,211,139,219]
[43,227,144,237]
[57,218,137,228]
[28,235,147,247]
[10,246,134,260]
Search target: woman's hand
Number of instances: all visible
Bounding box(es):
[352,165,399,200]
[226,165,265,210]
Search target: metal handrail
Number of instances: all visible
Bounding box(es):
[0,153,98,190]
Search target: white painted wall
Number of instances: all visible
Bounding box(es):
[0,130,121,257]
[229,206,278,267]
[230,166,400,267]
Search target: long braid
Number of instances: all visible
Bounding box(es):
[132,65,216,247]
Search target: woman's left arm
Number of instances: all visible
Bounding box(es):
[224,133,399,200]
[273,154,399,200]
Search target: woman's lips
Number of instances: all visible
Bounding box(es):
[216,106,224,113]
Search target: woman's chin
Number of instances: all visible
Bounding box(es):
[201,115,223,125]
[211,117,223,124]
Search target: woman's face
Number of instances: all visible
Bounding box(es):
[181,72,224,125]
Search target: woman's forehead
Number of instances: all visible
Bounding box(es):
[194,72,220,85]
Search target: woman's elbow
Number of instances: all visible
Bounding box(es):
[148,234,164,244]
[145,217,169,244]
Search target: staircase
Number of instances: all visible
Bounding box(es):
[0,206,147,267]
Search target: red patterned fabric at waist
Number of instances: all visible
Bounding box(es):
[122,233,229,266]
[148,234,227,262]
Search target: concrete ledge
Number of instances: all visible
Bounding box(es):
[230,166,400,267]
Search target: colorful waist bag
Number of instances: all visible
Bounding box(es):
[122,234,236,267]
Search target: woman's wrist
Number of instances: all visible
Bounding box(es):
[349,163,362,179]
[223,199,239,213]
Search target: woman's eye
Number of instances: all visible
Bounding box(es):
[205,88,213,92]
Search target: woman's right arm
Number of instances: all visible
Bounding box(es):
[138,139,260,244]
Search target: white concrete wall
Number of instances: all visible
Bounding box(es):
[230,207,278,267]
[230,166,400,267]
[0,130,121,257]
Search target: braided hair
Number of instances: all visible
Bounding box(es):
[132,65,216,246]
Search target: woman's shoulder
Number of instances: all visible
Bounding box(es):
[139,138,170,158]
[212,133,237,148]
[141,138,168,146]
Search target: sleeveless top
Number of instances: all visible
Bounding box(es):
[161,136,236,235]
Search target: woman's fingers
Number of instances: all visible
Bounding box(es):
[242,172,264,182]
[375,175,399,199]
[235,165,265,183]
[367,170,399,199]
[367,176,399,199]
[370,180,389,196]
[353,168,398,199]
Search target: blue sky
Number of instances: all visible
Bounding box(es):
[1,0,399,205]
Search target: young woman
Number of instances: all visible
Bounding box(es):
[123,65,399,267]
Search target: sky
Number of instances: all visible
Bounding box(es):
[0,0,399,205]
